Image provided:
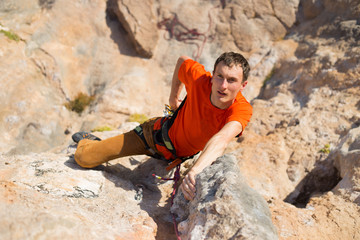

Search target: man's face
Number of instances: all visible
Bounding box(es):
[210,61,248,109]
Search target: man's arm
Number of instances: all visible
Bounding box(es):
[169,56,191,109]
[180,121,243,200]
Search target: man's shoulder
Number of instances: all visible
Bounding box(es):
[182,59,211,77]
[235,93,252,107]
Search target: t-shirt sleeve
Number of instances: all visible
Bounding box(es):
[178,59,209,92]
[226,102,253,136]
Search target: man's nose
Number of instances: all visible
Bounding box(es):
[220,79,228,89]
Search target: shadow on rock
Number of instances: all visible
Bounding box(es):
[65,154,176,239]
[284,155,342,208]
[64,155,106,172]
[105,0,138,57]
[103,157,176,239]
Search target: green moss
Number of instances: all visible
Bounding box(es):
[262,67,275,88]
[128,113,148,124]
[91,126,113,132]
[0,29,21,42]
[319,144,331,154]
[65,92,95,114]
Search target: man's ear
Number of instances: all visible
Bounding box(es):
[241,80,248,89]
[240,81,248,92]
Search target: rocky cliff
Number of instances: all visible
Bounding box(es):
[1,0,359,239]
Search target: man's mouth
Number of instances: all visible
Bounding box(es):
[217,91,227,96]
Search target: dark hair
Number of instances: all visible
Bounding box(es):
[213,52,250,82]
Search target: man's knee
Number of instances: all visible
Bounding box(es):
[74,153,94,168]
[74,145,99,168]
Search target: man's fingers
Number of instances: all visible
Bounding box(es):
[180,171,199,201]
[185,174,196,192]
[188,174,196,186]
[180,183,192,200]
[187,182,196,193]
[180,181,196,201]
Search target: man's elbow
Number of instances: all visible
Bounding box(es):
[178,56,191,64]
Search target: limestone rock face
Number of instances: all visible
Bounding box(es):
[107,0,159,58]
[171,155,278,240]
[0,0,168,154]
[0,0,303,154]
[269,192,360,240]
[224,0,299,52]
[0,152,157,239]
[1,0,360,239]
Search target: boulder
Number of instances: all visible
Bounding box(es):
[226,0,299,52]
[171,154,278,240]
[107,0,159,58]
[332,126,360,204]
[301,0,325,20]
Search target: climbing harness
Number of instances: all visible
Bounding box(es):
[133,125,163,160]
[153,97,199,171]
[133,97,195,172]
[153,165,182,240]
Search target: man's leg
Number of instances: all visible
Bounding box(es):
[74,130,149,168]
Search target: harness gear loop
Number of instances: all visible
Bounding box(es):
[134,97,196,171]
[163,104,175,117]
[133,125,163,160]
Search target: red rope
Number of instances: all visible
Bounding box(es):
[152,164,182,239]
[157,11,215,61]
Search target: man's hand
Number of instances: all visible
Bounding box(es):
[169,96,182,110]
[169,56,189,110]
[179,121,243,201]
[180,170,197,201]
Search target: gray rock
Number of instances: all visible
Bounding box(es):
[332,126,360,204]
[171,154,278,240]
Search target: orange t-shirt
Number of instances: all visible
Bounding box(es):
[168,59,253,157]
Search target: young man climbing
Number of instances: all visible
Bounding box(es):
[72,52,252,201]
